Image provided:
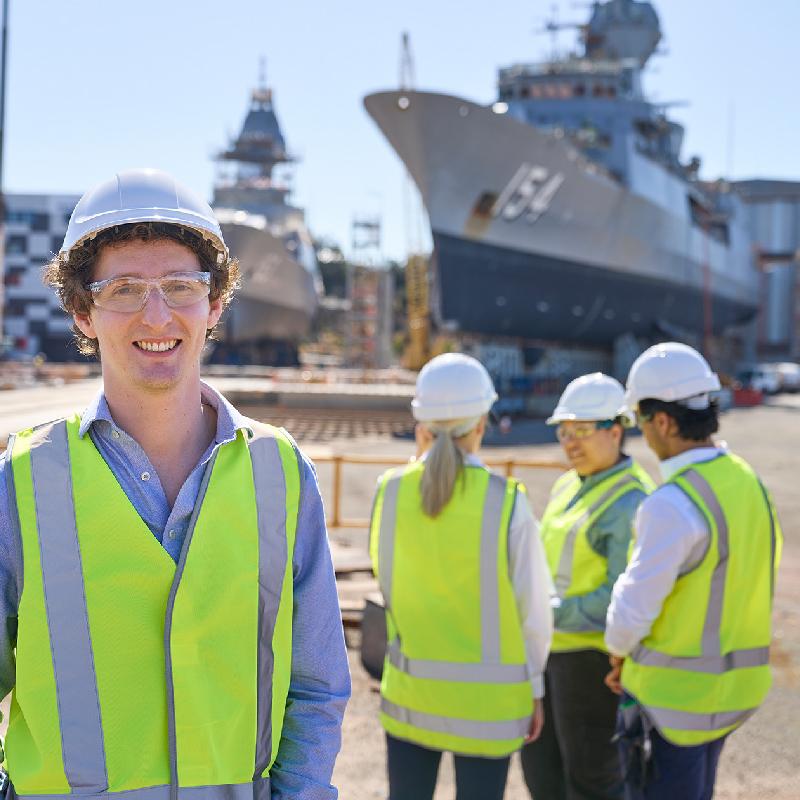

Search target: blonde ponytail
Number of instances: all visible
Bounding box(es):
[420,416,481,517]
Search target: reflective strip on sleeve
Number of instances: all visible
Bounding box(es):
[381,698,530,741]
[248,431,289,779]
[386,640,528,683]
[554,474,637,595]
[29,420,108,793]
[630,644,770,673]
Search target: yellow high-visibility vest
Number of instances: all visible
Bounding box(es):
[622,453,782,746]
[541,462,654,652]
[5,415,300,800]
[370,462,533,757]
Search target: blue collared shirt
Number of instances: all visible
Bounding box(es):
[0,382,351,799]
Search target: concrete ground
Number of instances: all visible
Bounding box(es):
[311,396,800,800]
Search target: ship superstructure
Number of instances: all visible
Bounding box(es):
[364,0,758,347]
[212,76,320,363]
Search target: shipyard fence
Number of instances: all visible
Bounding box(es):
[307,452,568,530]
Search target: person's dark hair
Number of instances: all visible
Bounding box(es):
[43,222,240,358]
[638,397,719,441]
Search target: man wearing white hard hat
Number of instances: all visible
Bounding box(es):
[521,373,654,800]
[369,353,553,800]
[605,342,782,799]
[0,169,350,800]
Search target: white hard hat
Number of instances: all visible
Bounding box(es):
[61,168,228,260]
[547,372,633,426]
[412,353,498,422]
[625,342,721,409]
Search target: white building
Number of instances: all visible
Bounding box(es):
[3,193,80,360]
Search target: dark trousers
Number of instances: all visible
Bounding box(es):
[386,733,510,800]
[617,721,726,800]
[520,650,624,800]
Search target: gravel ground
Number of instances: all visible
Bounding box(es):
[326,396,800,799]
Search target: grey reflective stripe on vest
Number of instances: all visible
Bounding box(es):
[9,778,271,800]
[630,644,770,673]
[480,474,508,662]
[386,639,528,683]
[28,420,108,793]
[249,430,290,778]
[631,467,770,679]
[644,704,758,733]
[553,474,637,595]
[376,474,402,612]
[381,698,529,741]
[165,450,219,800]
[682,470,729,656]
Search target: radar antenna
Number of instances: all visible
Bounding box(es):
[535,4,584,60]
[399,31,415,91]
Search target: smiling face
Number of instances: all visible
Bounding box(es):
[73,238,222,397]
[557,420,623,476]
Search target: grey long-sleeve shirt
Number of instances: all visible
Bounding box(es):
[552,457,649,633]
[0,383,351,800]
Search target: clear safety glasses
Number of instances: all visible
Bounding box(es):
[86,271,211,313]
[555,419,615,442]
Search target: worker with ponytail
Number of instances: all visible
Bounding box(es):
[370,353,553,800]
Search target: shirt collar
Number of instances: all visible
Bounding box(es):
[417,451,485,467]
[578,455,632,493]
[78,380,254,445]
[659,445,726,481]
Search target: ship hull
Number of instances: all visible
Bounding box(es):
[219,220,318,343]
[435,231,753,344]
[364,90,758,342]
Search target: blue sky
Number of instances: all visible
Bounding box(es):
[4,1,798,261]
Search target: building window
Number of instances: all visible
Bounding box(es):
[7,235,27,254]
[7,210,48,230]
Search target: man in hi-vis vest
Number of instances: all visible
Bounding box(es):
[605,342,782,800]
[0,169,350,800]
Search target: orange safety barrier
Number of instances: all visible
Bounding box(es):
[308,453,568,529]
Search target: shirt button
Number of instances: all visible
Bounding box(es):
[168,529,177,540]
[141,471,150,482]
[111,430,120,439]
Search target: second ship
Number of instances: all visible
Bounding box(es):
[210,77,322,365]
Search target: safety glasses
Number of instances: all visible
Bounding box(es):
[85,271,211,312]
[555,419,615,442]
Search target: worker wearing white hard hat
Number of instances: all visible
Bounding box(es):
[0,169,350,799]
[605,342,782,799]
[522,373,654,800]
[370,353,553,800]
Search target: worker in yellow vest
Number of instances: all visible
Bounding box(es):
[370,353,553,800]
[521,373,654,800]
[605,342,782,799]
[0,169,350,800]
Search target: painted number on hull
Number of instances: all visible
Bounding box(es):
[493,163,564,223]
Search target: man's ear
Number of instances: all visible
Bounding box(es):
[207,296,223,330]
[73,311,97,341]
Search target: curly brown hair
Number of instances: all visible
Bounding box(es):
[44,222,240,358]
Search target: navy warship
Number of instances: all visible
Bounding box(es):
[364,0,758,346]
[211,75,321,363]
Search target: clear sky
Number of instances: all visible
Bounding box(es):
[4,0,798,262]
